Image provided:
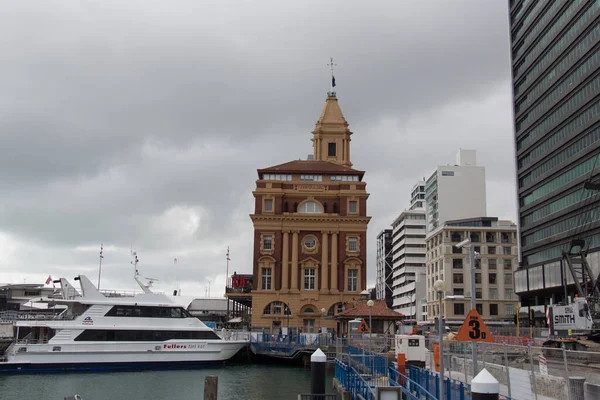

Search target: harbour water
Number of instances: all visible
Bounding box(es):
[0,364,338,400]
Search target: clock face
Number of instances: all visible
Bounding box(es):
[304,236,316,249]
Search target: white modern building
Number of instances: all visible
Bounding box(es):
[390,186,427,322]
[426,217,518,326]
[375,229,393,308]
[410,179,426,210]
[425,149,486,232]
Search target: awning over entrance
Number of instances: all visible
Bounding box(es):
[227,317,242,323]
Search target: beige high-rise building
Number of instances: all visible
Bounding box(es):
[426,217,518,326]
[249,92,371,334]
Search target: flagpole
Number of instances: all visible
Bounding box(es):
[98,244,104,290]
[226,247,230,290]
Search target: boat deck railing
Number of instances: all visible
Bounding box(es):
[14,338,51,345]
[0,311,77,322]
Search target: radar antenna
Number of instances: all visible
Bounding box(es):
[131,250,158,293]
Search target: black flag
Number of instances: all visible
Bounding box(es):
[332,75,336,88]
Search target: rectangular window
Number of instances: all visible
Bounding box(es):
[505,304,515,315]
[489,288,498,299]
[504,259,512,270]
[300,175,323,182]
[505,273,513,285]
[348,270,358,291]
[454,303,465,315]
[489,274,497,285]
[503,247,511,255]
[441,171,455,176]
[476,289,482,299]
[303,319,315,333]
[263,235,273,251]
[349,201,358,214]
[476,304,483,315]
[304,268,316,290]
[488,259,497,270]
[264,199,273,212]
[454,288,464,296]
[328,143,336,157]
[348,237,358,252]
[488,246,496,254]
[262,268,272,290]
[505,288,514,299]
[453,274,463,284]
[453,259,463,269]
[490,304,498,316]
[475,273,482,284]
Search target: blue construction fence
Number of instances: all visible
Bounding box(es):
[336,354,515,400]
[346,345,387,376]
[336,358,437,400]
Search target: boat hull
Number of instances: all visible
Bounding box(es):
[1,340,247,374]
[0,359,228,374]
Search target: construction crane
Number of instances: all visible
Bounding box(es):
[543,171,600,358]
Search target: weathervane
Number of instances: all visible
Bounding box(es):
[327,57,337,95]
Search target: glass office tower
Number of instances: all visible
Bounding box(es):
[509,0,600,315]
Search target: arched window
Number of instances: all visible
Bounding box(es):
[298,201,323,213]
[294,202,298,212]
[333,203,338,213]
[263,301,290,315]
[323,203,328,213]
[327,302,346,317]
[284,202,289,213]
[451,232,462,242]
[470,233,480,243]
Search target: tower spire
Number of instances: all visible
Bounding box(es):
[311,88,353,167]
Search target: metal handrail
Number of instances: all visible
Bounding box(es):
[388,366,437,400]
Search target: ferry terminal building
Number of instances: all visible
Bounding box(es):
[249,91,371,334]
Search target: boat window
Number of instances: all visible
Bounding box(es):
[105,306,192,318]
[52,346,61,352]
[74,329,221,341]
[171,308,182,318]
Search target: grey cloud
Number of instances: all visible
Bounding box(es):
[0,0,516,290]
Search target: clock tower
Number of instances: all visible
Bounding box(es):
[249,92,371,334]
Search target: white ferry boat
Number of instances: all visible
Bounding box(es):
[0,273,247,373]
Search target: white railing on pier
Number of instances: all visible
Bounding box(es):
[219,329,251,342]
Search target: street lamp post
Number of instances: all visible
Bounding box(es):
[320,308,327,344]
[367,299,374,374]
[433,279,447,400]
[456,238,479,378]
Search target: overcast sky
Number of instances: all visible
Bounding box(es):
[0,0,516,296]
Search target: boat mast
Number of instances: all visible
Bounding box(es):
[97,244,104,290]
[174,257,180,296]
[131,250,157,294]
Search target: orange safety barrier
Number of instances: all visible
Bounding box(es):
[492,335,546,346]
[397,353,406,385]
[433,343,440,372]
